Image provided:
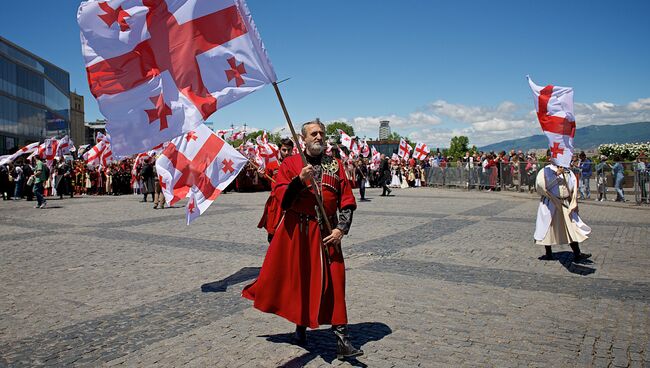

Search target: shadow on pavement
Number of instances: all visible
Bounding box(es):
[200,267,260,292]
[261,322,392,367]
[553,251,596,276]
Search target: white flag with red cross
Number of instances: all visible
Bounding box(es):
[360,139,370,158]
[231,130,246,141]
[1,142,39,164]
[156,123,247,224]
[83,138,110,166]
[78,0,277,157]
[413,142,430,160]
[216,129,231,140]
[350,140,360,157]
[371,146,381,169]
[527,76,575,168]
[256,134,279,170]
[338,129,353,149]
[42,138,59,167]
[397,138,412,159]
[57,135,75,156]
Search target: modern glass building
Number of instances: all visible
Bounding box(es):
[0,36,70,154]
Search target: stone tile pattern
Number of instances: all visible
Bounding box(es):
[0,187,648,367]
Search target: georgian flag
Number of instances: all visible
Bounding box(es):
[413,142,430,160]
[57,135,75,156]
[338,129,353,149]
[231,130,246,141]
[360,139,370,157]
[256,134,279,170]
[0,142,39,164]
[96,131,109,143]
[370,146,381,169]
[43,138,59,167]
[83,138,110,166]
[397,138,412,159]
[216,129,231,139]
[350,140,360,157]
[78,0,277,157]
[527,76,575,168]
[156,123,247,224]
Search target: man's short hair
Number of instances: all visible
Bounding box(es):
[301,118,326,137]
[280,138,294,148]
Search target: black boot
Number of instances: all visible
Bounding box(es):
[333,325,363,360]
[539,246,554,260]
[570,242,592,262]
[292,325,306,345]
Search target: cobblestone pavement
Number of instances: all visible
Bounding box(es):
[0,188,649,367]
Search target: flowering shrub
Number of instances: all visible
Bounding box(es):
[598,142,650,160]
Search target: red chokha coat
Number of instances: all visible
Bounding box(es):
[243,154,357,328]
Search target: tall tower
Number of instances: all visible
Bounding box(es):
[379,120,391,140]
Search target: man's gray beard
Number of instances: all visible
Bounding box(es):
[306,142,324,156]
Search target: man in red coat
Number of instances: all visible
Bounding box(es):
[243,120,363,360]
[257,138,294,243]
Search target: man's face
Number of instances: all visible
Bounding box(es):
[303,124,324,156]
[279,145,292,160]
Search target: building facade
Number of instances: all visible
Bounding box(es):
[0,36,71,154]
[85,119,107,145]
[367,140,400,157]
[379,120,391,140]
[70,92,85,147]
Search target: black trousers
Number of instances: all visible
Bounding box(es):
[357,179,365,199]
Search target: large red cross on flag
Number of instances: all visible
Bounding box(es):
[338,129,353,149]
[83,137,113,167]
[527,76,575,168]
[156,123,247,224]
[78,0,277,156]
[360,139,370,158]
[398,138,412,159]
[413,142,430,160]
[256,134,279,170]
[370,146,381,169]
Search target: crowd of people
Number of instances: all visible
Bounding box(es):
[0,156,155,207]
[2,147,648,206]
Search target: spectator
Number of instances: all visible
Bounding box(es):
[13,161,23,200]
[578,152,592,200]
[32,156,49,209]
[612,155,625,202]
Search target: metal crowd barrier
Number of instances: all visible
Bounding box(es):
[421,161,649,205]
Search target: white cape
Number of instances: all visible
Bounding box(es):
[534,164,591,243]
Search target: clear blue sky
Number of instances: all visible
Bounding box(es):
[1,0,649,147]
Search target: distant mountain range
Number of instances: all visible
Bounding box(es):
[479,122,650,152]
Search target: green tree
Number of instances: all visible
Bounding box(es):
[386,132,402,141]
[326,121,355,143]
[446,136,471,159]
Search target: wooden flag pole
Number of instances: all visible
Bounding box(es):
[272,82,332,233]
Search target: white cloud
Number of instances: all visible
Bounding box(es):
[341,96,650,148]
[574,98,650,125]
[472,118,527,132]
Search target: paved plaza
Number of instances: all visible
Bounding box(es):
[0,188,649,367]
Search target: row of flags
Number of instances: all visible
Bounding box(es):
[0,136,76,167]
[339,129,431,164]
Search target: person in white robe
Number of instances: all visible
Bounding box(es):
[534,163,592,262]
